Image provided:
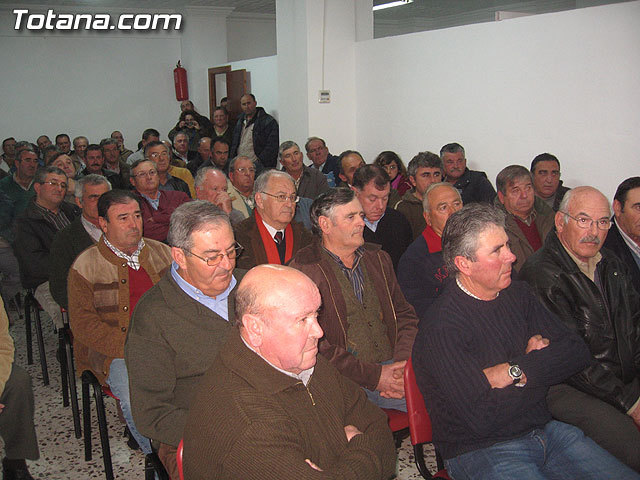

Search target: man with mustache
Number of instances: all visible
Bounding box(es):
[68,190,172,455]
[234,170,312,269]
[520,186,640,471]
[290,188,418,411]
[440,142,496,205]
[126,201,244,478]
[494,165,555,272]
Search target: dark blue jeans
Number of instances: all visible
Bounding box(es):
[445,421,640,480]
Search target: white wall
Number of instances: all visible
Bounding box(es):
[229,55,279,120]
[355,1,640,200]
[227,13,277,62]
[0,6,228,150]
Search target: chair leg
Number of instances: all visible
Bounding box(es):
[82,373,92,461]
[93,382,114,480]
[145,452,169,480]
[65,330,81,439]
[24,293,33,365]
[414,443,432,479]
[33,305,49,385]
[59,331,69,407]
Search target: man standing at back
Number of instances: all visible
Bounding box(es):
[230,94,279,169]
[440,142,495,204]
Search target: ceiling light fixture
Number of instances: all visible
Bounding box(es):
[373,0,413,12]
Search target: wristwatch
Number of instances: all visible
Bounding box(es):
[508,362,524,387]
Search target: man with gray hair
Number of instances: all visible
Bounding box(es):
[520,186,640,471]
[305,136,341,187]
[49,174,112,308]
[194,167,244,225]
[234,169,312,269]
[279,140,328,200]
[126,200,244,478]
[227,155,256,219]
[494,165,554,272]
[394,151,443,240]
[70,136,88,173]
[412,203,637,479]
[290,187,418,411]
[12,166,77,338]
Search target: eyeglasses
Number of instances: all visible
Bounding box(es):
[147,152,170,159]
[561,212,611,231]
[183,243,244,266]
[233,167,256,175]
[41,181,68,189]
[133,169,158,179]
[261,192,299,203]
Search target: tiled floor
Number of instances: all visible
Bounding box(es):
[3,303,438,479]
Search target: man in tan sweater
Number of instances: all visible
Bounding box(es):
[184,265,396,480]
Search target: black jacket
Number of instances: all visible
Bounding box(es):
[450,168,496,205]
[603,221,640,295]
[14,198,79,289]
[520,230,640,413]
[230,107,279,169]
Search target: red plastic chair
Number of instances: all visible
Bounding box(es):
[405,358,450,479]
[177,438,184,480]
[382,407,410,448]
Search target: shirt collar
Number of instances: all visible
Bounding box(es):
[615,218,640,257]
[322,245,364,271]
[560,241,601,282]
[364,213,384,232]
[103,236,145,270]
[170,261,237,303]
[240,335,314,386]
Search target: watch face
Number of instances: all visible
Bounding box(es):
[509,365,522,378]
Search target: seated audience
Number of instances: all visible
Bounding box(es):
[279,140,329,200]
[494,165,555,272]
[79,144,127,189]
[353,164,412,271]
[413,203,637,480]
[41,145,60,167]
[305,136,341,187]
[68,190,172,455]
[145,141,192,197]
[129,159,191,243]
[171,131,196,166]
[211,106,234,146]
[0,191,21,307]
[186,137,212,175]
[111,130,133,163]
[230,94,279,169]
[398,182,462,320]
[337,150,365,187]
[126,201,244,478]
[55,134,71,155]
[100,138,130,187]
[290,188,418,411]
[393,151,443,239]
[48,152,78,204]
[520,186,640,471]
[70,136,88,173]
[0,297,40,480]
[0,138,16,175]
[227,155,255,219]
[235,170,312,269]
[531,153,570,212]
[126,128,160,166]
[35,135,51,153]
[183,265,396,480]
[0,147,37,216]
[49,174,111,308]
[374,150,411,197]
[14,166,77,329]
[194,167,245,225]
[440,142,496,204]
[605,177,640,293]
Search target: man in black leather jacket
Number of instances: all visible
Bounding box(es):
[520,186,640,472]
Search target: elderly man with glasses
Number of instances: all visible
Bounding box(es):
[234,170,312,269]
[520,186,640,472]
[125,200,245,478]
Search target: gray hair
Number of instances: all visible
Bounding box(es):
[442,204,506,275]
[439,142,465,159]
[99,138,118,148]
[34,165,67,184]
[75,174,112,201]
[228,155,254,172]
[422,182,461,213]
[194,167,225,188]
[495,165,532,195]
[558,186,612,225]
[309,187,355,236]
[16,146,36,161]
[73,136,88,147]
[278,140,300,163]
[304,137,326,152]
[167,200,231,251]
[254,169,295,196]
[408,151,442,178]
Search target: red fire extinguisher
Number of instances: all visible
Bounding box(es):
[174,60,188,101]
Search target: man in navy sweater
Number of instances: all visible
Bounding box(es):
[412,203,638,480]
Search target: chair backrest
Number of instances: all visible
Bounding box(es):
[404,357,434,446]
[177,438,184,480]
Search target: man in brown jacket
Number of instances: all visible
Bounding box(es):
[184,265,396,480]
[68,190,172,454]
[290,187,418,411]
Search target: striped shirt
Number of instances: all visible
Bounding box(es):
[322,245,365,303]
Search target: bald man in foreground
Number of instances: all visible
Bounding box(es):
[184,265,396,480]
